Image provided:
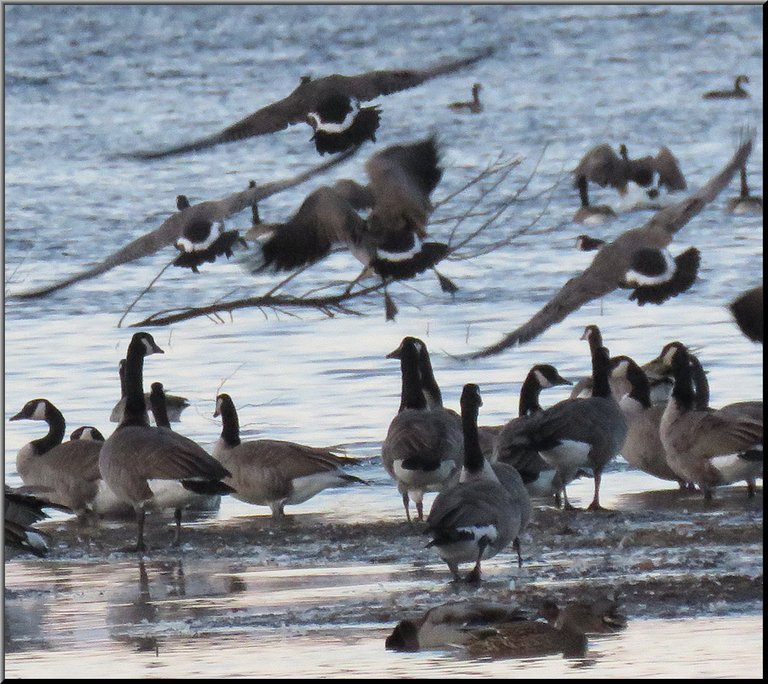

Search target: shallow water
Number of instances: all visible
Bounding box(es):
[3,3,763,678]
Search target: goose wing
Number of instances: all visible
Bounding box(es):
[675,412,763,458]
[572,144,624,189]
[653,146,687,191]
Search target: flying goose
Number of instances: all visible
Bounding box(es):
[426,384,530,581]
[125,48,493,159]
[110,359,190,424]
[240,137,453,306]
[448,83,483,113]
[573,178,617,225]
[726,164,762,214]
[492,363,575,503]
[381,337,464,522]
[212,393,366,518]
[10,150,358,300]
[9,398,103,517]
[703,75,750,99]
[4,486,71,558]
[729,285,763,343]
[540,598,627,635]
[659,344,763,499]
[172,194,249,272]
[98,332,235,552]
[460,137,753,358]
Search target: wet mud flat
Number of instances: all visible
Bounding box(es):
[7,486,762,635]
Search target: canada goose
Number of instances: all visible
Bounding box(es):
[381,337,464,521]
[659,344,763,499]
[448,83,483,113]
[240,137,454,311]
[4,486,71,558]
[212,393,366,518]
[125,48,493,159]
[540,598,627,634]
[426,384,530,581]
[110,359,190,424]
[573,177,617,225]
[575,234,607,251]
[703,75,750,99]
[10,150,358,300]
[172,194,249,272]
[729,285,763,343]
[9,398,103,516]
[98,332,235,552]
[69,425,106,441]
[492,363,574,503]
[726,165,762,214]
[460,137,753,358]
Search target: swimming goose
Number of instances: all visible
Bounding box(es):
[659,344,763,499]
[9,398,103,516]
[4,486,71,558]
[492,363,574,503]
[573,177,617,225]
[98,332,234,552]
[125,48,493,159]
[10,150,358,300]
[110,359,190,424]
[212,393,366,518]
[540,598,627,634]
[240,137,451,300]
[448,83,483,113]
[381,337,464,522]
[172,194,249,273]
[729,285,763,343]
[726,165,762,214]
[426,384,530,581]
[703,75,750,99]
[460,137,752,358]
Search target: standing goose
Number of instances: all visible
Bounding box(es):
[381,337,464,522]
[124,48,493,159]
[212,393,366,518]
[659,345,763,499]
[729,285,763,343]
[703,75,750,99]
[110,359,190,424]
[726,164,762,214]
[9,398,103,517]
[448,83,483,113]
[98,332,235,552]
[426,384,531,581]
[240,137,454,311]
[461,137,752,358]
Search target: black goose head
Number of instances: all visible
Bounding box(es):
[10,398,60,423]
[669,344,696,409]
[530,364,572,389]
[580,324,604,349]
[149,382,171,429]
[176,194,191,211]
[385,620,419,652]
[609,355,651,408]
[69,425,105,441]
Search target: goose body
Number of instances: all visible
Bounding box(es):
[659,345,763,499]
[4,486,71,558]
[448,83,483,113]
[213,393,365,517]
[462,138,753,358]
[729,285,763,343]
[99,332,234,551]
[426,384,530,581]
[541,598,627,635]
[703,75,750,99]
[726,165,762,215]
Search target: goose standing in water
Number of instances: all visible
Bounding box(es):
[125,48,493,159]
[729,285,763,343]
[98,332,235,552]
[703,75,750,99]
[448,83,483,113]
[212,393,366,518]
[659,344,763,500]
[381,337,464,522]
[461,137,752,358]
[726,164,762,214]
[426,384,531,581]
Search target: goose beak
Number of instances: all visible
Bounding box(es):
[555,374,573,386]
[386,342,404,359]
[9,410,24,421]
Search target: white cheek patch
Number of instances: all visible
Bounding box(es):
[534,369,551,388]
[31,401,48,420]
[611,359,629,378]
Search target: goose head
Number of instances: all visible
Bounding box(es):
[10,398,54,422]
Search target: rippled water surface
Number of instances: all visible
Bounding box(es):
[4,4,763,678]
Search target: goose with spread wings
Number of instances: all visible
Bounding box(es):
[461,137,753,359]
[126,48,494,160]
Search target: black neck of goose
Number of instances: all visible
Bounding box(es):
[670,351,696,410]
[219,396,241,447]
[626,361,652,408]
[398,347,427,412]
[739,166,749,198]
[577,176,590,208]
[688,354,710,410]
[118,361,127,398]
[418,348,443,408]
[518,370,544,417]
[32,404,66,454]
[122,344,150,427]
[591,347,612,399]
[150,387,171,429]
[462,401,484,475]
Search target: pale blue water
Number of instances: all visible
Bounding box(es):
[3,4,763,678]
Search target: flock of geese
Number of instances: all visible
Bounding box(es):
[5,46,764,658]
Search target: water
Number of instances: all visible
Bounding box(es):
[4,4,763,678]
